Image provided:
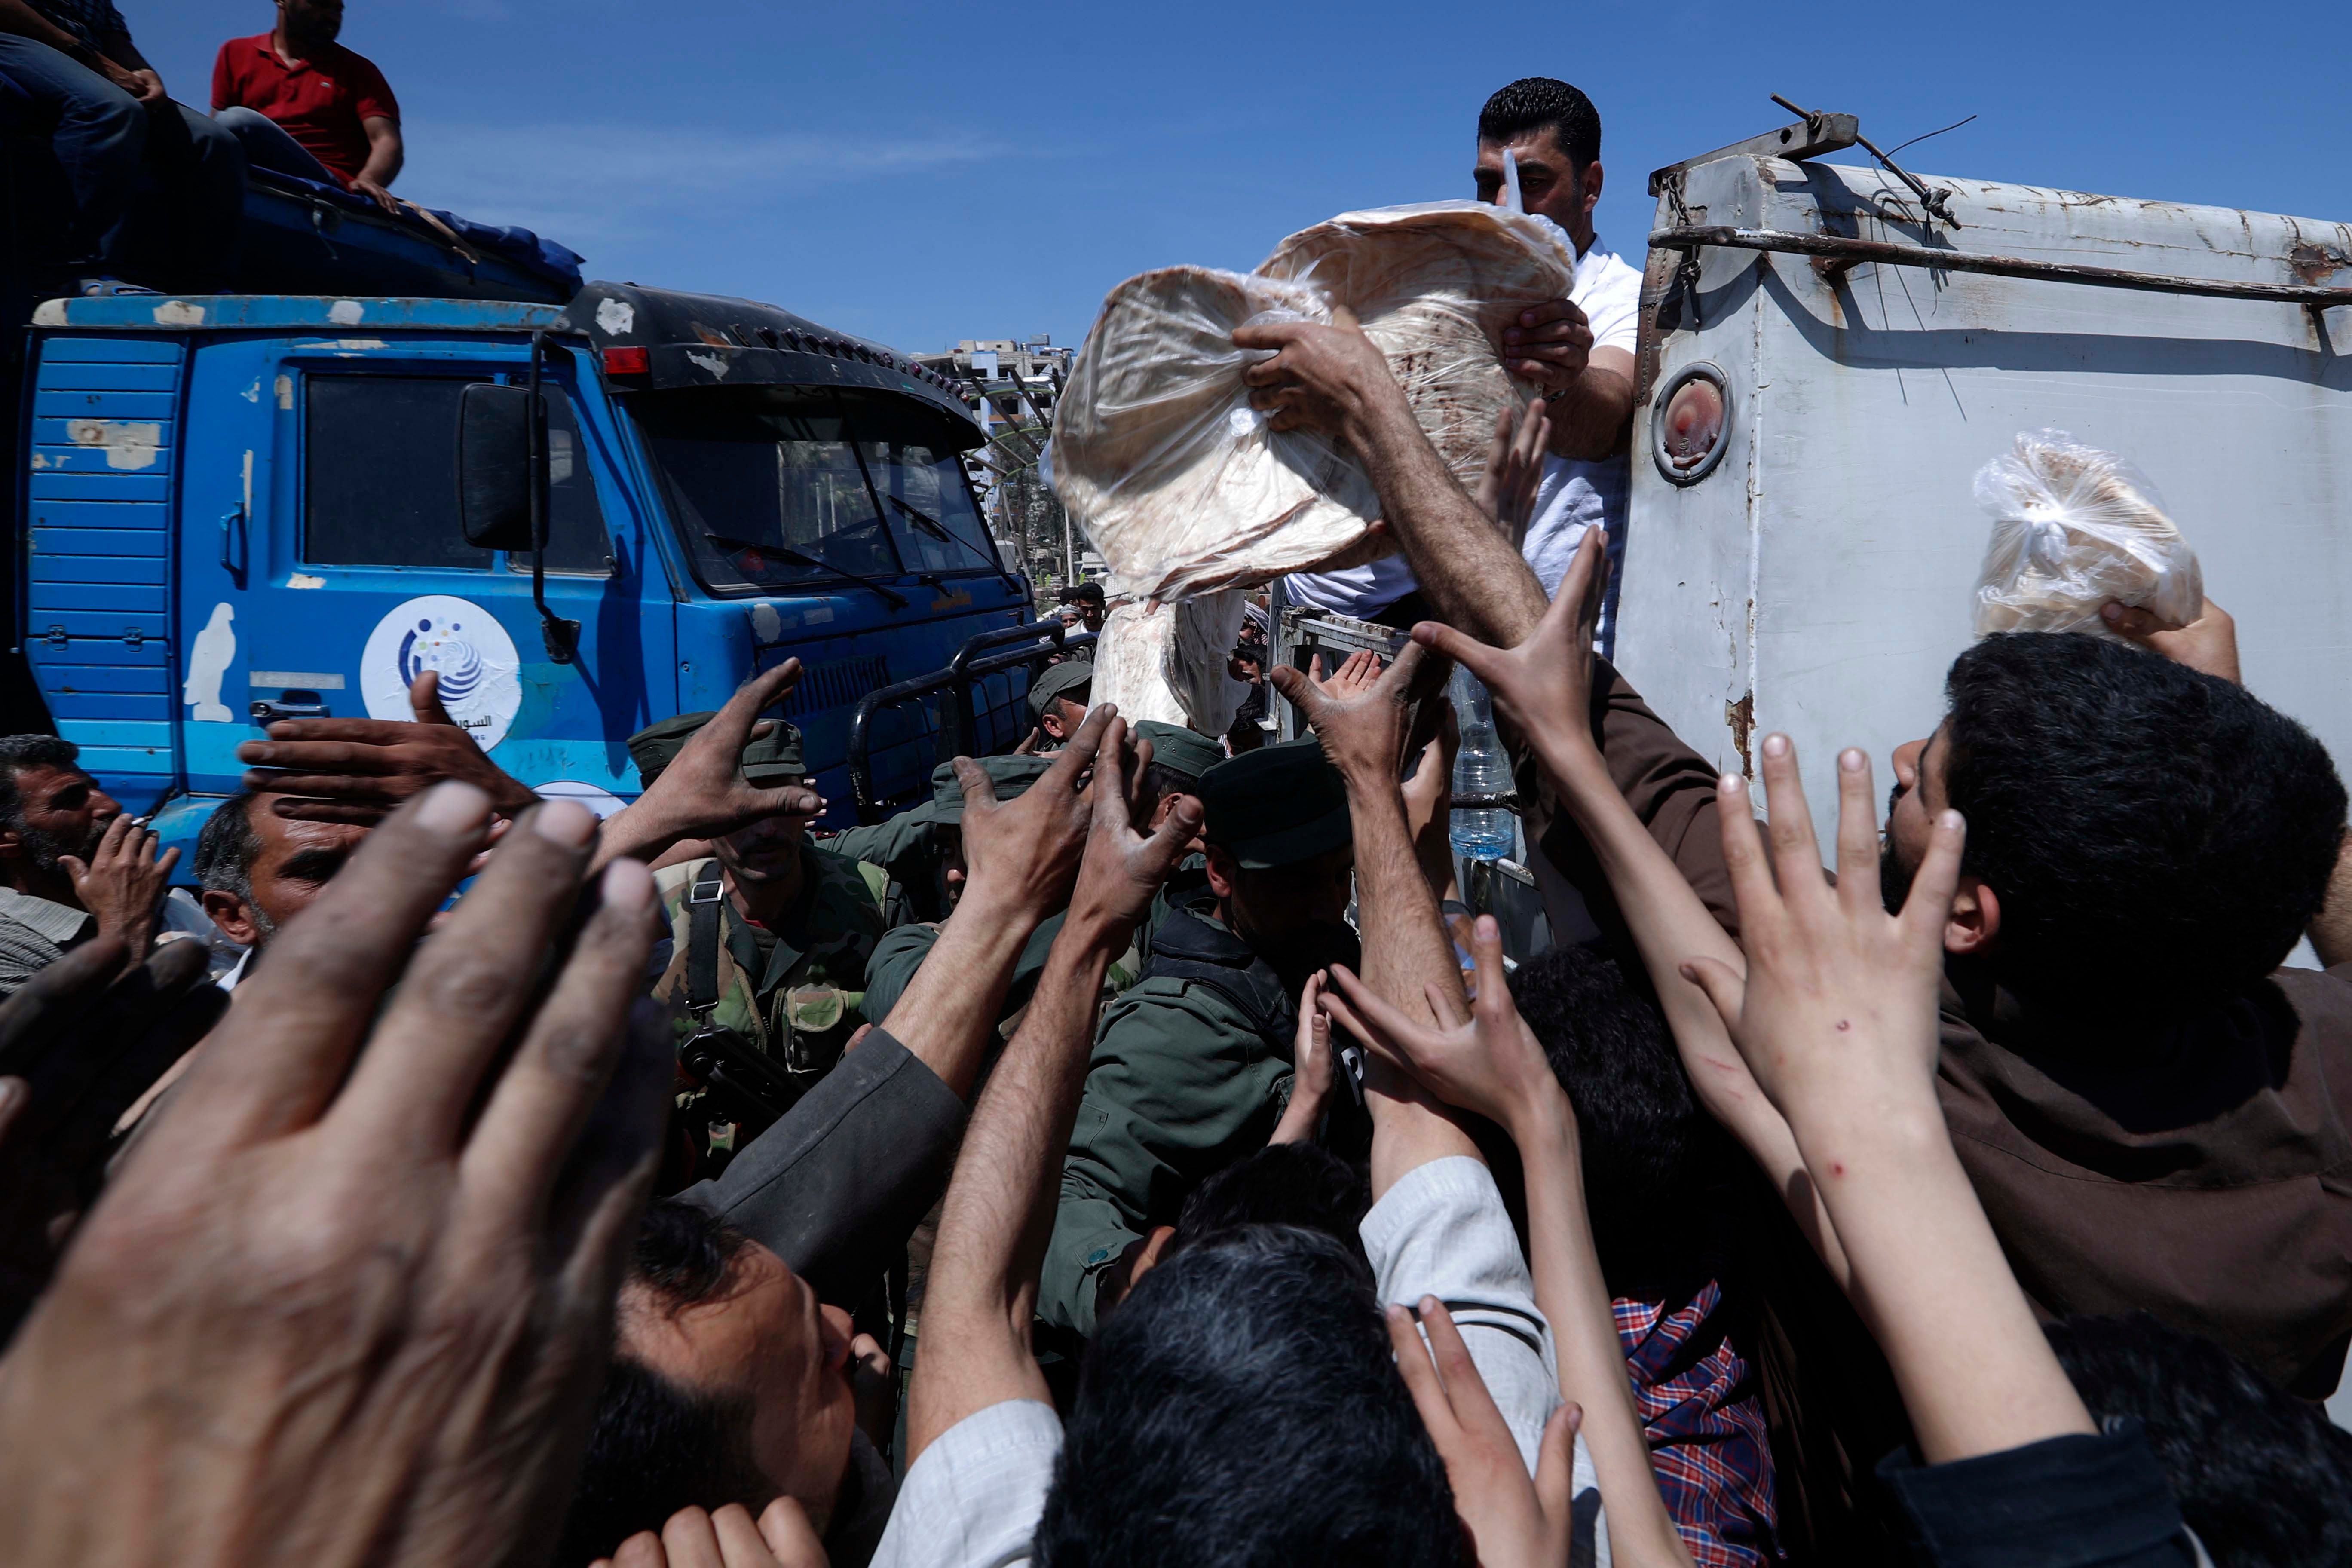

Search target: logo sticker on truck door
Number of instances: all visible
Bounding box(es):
[360,595,523,751]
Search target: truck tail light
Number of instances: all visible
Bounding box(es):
[1651,362,1732,485]
[602,345,650,376]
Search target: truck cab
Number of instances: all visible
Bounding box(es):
[15,281,1032,858]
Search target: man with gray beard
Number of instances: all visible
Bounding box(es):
[0,735,175,996]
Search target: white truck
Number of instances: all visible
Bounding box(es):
[1617,104,2352,844]
[1272,104,2351,949]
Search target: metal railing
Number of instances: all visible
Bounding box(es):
[844,616,1098,822]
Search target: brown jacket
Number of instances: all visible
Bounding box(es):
[1938,962,2352,1396]
[1547,661,2352,1556]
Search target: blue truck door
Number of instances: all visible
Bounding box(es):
[176,340,662,808]
[22,335,184,811]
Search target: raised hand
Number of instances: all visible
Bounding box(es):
[1271,640,1447,789]
[1232,314,1398,437]
[238,668,543,824]
[1318,916,1558,1139]
[1672,737,2101,1465]
[59,813,178,962]
[1412,526,1607,766]
[1063,715,1202,940]
[1471,397,1552,540]
[1308,649,1384,702]
[1269,971,1334,1145]
[955,704,1129,924]
[595,662,825,870]
[1499,297,1595,392]
[1677,738,1963,1133]
[1390,1297,1584,1568]
[600,1501,827,1568]
[0,785,671,1568]
[2100,597,2240,685]
[0,936,226,1344]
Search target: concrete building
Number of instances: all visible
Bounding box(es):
[911,337,1084,589]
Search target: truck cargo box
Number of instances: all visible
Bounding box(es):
[1618,153,2352,844]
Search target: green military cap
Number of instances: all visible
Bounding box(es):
[628,710,805,788]
[1027,659,1095,722]
[906,753,1057,826]
[1134,720,1223,790]
[1198,738,1350,870]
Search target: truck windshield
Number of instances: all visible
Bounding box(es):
[631,390,998,595]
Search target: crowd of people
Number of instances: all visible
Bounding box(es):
[0,73,2350,1568]
[0,0,404,293]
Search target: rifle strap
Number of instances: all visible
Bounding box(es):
[686,865,726,1020]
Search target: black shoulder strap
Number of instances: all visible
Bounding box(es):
[686,865,726,1018]
[1138,908,1297,1055]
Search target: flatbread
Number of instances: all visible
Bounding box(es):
[1052,203,1575,605]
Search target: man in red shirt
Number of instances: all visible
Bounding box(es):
[211,0,401,211]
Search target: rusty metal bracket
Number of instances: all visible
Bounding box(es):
[1648,227,2352,308]
[1647,111,1860,198]
[1769,95,1962,228]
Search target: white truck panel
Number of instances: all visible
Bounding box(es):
[1616,155,2352,847]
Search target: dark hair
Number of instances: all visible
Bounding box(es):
[1509,943,1727,1291]
[1143,763,1196,803]
[1165,1142,1370,1268]
[1941,634,2346,1011]
[1477,78,1602,172]
[2046,1314,2352,1567]
[1228,646,1261,665]
[1061,581,1105,605]
[1034,1225,1460,1567]
[193,789,266,902]
[557,1201,767,1566]
[0,734,80,831]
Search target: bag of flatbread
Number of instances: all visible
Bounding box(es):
[1053,202,1575,605]
[1971,430,2202,640]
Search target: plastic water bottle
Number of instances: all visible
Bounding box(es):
[1449,665,1517,862]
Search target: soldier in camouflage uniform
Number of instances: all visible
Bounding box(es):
[628,711,888,1168]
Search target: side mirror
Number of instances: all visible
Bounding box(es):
[456,382,542,552]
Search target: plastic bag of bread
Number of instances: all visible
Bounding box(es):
[1052,202,1575,604]
[1971,430,2203,640]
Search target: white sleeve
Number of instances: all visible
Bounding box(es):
[1360,1155,1560,1470]
[1360,1156,1611,1564]
[1575,256,1643,355]
[870,1399,1063,1568]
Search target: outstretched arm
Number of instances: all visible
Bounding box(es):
[1416,531,1850,1287]
[1681,739,2096,1465]
[905,720,1198,1462]
[1320,923,1698,1568]
[1234,318,1549,650]
[879,707,1121,1099]
[588,662,824,873]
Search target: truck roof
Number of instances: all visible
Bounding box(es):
[28,294,565,332]
[28,281,984,444]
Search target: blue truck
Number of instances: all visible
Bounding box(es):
[4,167,1044,861]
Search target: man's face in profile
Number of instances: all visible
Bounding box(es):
[1210,844,1357,977]
[1,764,119,874]
[1881,723,1949,913]
[619,1240,858,1533]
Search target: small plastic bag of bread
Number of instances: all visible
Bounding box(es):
[1971,429,2203,640]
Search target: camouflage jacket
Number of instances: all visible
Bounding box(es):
[651,845,890,1074]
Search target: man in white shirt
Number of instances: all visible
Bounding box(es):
[1285,77,1642,650]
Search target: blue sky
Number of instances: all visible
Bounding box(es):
[141,0,2348,357]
